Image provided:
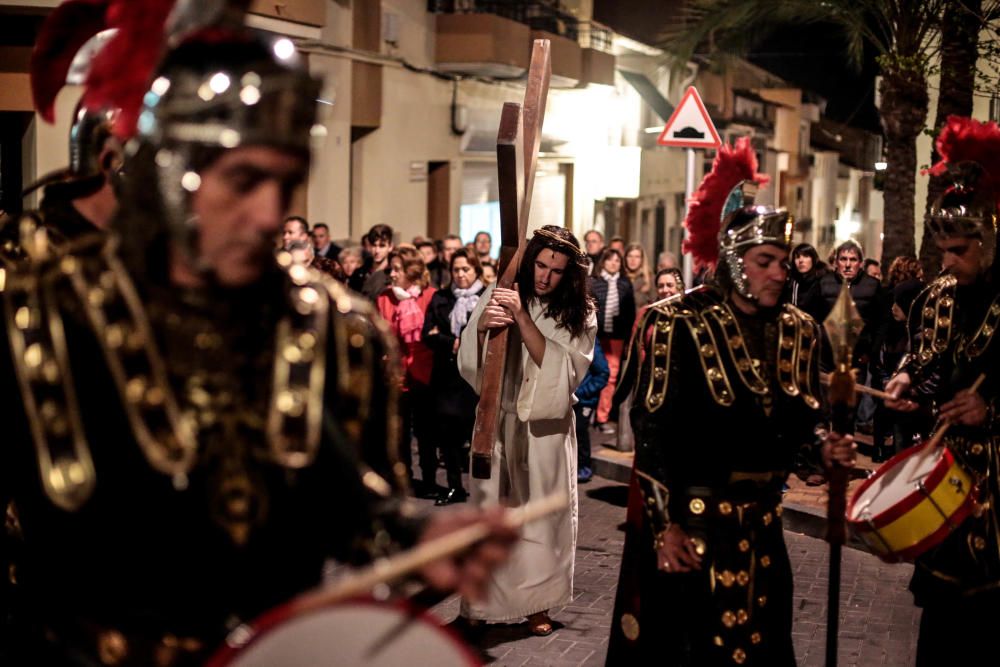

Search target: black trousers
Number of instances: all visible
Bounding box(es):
[436,411,474,490]
[917,594,1000,665]
[399,383,437,485]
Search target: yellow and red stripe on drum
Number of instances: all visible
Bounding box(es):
[847,446,977,562]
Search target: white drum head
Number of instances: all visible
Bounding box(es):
[849,447,941,520]
[225,602,479,667]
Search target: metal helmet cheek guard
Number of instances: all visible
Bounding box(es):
[130,31,321,273]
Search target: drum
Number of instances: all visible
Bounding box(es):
[847,444,977,562]
[208,598,481,667]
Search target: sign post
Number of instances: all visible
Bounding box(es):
[684,148,696,287]
[657,86,722,286]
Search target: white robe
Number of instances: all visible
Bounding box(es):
[457,284,596,621]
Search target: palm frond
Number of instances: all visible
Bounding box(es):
[660,0,877,72]
[660,0,943,75]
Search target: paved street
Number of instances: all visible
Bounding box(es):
[427,473,920,666]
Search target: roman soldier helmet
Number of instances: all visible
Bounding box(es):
[26,0,122,198]
[682,136,793,300]
[91,0,321,276]
[924,116,1000,269]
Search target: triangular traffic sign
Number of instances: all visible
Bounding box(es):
[657,86,722,149]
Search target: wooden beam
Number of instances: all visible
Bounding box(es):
[469,40,551,479]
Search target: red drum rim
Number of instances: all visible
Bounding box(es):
[846,445,957,527]
[206,596,481,667]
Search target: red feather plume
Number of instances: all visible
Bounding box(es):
[30,0,111,123]
[925,115,1000,204]
[682,136,769,270]
[82,0,177,139]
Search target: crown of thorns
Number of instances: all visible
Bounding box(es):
[532,228,588,264]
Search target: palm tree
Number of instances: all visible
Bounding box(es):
[662,0,945,271]
[920,1,996,276]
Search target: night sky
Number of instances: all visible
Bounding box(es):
[593,1,881,134]
[747,23,882,134]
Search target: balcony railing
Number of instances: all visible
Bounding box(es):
[429,1,580,40]
[431,0,614,86]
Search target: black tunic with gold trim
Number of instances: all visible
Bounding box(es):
[0,228,413,665]
[607,287,823,666]
[896,275,1000,657]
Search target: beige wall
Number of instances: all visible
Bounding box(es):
[758,88,802,157]
[810,151,838,252]
[308,53,353,241]
[351,63,465,241]
[382,0,437,67]
[21,84,80,209]
[307,0,687,244]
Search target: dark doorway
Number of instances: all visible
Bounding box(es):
[0,112,33,217]
[427,161,450,240]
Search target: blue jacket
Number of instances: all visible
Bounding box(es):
[575,339,609,407]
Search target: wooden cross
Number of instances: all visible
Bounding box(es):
[469,40,551,479]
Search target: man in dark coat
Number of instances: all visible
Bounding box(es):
[818,239,889,366]
[819,240,889,435]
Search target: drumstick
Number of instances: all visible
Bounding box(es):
[291,491,568,613]
[922,373,987,451]
[819,372,897,402]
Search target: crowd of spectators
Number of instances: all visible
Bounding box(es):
[277,216,924,492]
[274,217,507,504]
[788,239,930,464]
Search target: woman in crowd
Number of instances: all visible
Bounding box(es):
[654,267,684,300]
[623,243,654,309]
[481,262,497,285]
[590,248,636,431]
[338,245,364,290]
[886,254,924,287]
[787,242,828,320]
[422,248,485,505]
[376,249,439,497]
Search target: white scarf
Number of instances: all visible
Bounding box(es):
[449,280,483,337]
[601,270,620,333]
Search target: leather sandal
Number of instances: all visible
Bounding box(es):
[527,612,553,637]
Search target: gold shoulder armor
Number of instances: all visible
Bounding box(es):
[2,241,96,511]
[269,263,405,489]
[3,234,199,510]
[677,290,770,407]
[316,274,406,495]
[964,291,1000,360]
[640,299,681,412]
[912,275,957,366]
[777,304,821,409]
